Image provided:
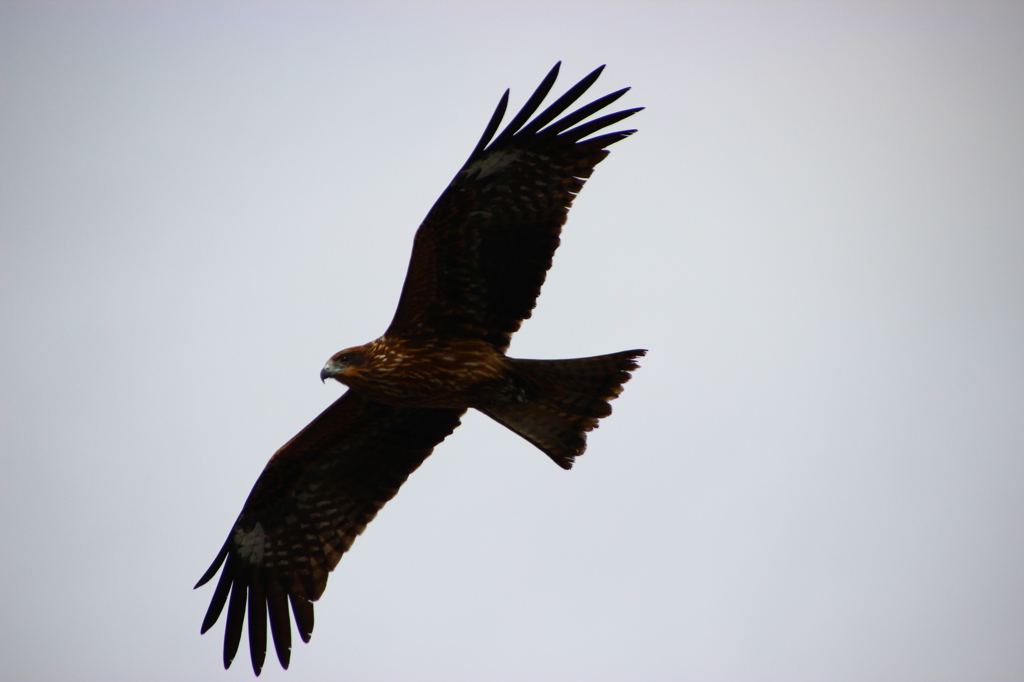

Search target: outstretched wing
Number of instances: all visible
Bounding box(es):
[195,391,464,674]
[386,62,641,352]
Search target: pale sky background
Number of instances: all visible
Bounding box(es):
[2,2,1023,680]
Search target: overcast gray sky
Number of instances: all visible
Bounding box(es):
[2,2,1023,680]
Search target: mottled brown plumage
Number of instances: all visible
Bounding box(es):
[196,63,645,675]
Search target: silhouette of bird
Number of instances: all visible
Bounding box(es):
[196,62,644,675]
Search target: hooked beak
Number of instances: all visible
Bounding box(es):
[320,365,332,383]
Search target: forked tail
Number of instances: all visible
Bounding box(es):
[479,349,646,468]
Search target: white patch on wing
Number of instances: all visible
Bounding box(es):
[468,149,521,179]
[234,522,268,566]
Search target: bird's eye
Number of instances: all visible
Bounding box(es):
[336,353,352,363]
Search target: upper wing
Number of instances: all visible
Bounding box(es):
[386,63,641,352]
[195,391,464,674]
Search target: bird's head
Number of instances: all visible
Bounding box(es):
[320,346,367,385]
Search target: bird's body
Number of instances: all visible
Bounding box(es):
[196,63,645,675]
[323,335,511,408]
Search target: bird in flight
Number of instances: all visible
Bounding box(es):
[195,62,645,675]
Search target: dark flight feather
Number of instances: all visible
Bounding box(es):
[489,61,562,147]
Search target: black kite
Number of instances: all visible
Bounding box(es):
[196,63,644,674]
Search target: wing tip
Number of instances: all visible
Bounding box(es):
[194,542,230,589]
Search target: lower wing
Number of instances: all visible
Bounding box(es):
[195,390,464,674]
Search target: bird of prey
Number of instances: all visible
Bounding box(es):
[195,62,645,675]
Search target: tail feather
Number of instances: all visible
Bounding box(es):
[479,349,645,468]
